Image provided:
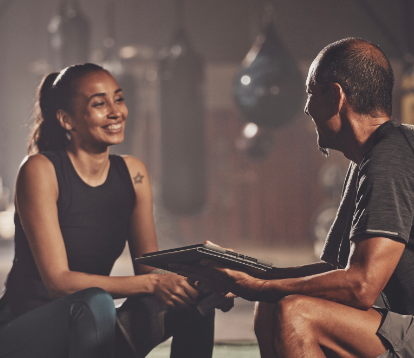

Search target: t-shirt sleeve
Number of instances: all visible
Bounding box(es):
[350,132,414,243]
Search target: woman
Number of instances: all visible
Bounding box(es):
[0,63,215,358]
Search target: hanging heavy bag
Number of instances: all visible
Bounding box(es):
[159,25,206,215]
[48,0,90,70]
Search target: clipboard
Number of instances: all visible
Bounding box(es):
[135,244,273,271]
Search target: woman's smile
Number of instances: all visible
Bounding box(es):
[66,70,128,150]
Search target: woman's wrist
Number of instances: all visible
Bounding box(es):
[142,273,158,295]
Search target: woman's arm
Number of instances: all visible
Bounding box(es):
[16,154,198,308]
[122,156,158,275]
[121,155,202,306]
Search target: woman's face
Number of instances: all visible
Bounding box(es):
[66,70,128,150]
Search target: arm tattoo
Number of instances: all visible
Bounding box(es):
[133,172,144,184]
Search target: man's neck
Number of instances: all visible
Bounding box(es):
[340,113,390,165]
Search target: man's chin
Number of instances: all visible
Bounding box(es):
[315,128,329,157]
[318,145,329,158]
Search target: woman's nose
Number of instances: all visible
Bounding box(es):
[108,103,122,118]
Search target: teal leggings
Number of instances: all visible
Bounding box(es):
[0,288,116,358]
[0,288,215,358]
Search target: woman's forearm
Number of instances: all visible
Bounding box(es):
[46,270,158,299]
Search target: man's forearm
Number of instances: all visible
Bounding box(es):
[257,261,335,280]
[250,268,371,310]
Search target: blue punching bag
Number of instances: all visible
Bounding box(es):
[159,1,206,215]
[234,19,303,129]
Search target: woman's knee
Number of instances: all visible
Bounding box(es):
[64,288,116,357]
[63,287,116,326]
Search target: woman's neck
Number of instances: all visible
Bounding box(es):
[66,144,111,187]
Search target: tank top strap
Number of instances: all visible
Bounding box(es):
[108,155,135,198]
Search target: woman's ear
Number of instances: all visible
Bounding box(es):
[56,109,74,131]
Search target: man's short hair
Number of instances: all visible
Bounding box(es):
[312,37,394,117]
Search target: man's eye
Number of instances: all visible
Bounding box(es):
[116,97,125,103]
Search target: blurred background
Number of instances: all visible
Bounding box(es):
[0,0,413,348]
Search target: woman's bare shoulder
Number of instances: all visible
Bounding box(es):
[121,155,148,179]
[120,155,151,194]
[121,155,146,170]
[17,153,58,196]
[18,153,55,176]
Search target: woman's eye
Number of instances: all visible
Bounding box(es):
[116,97,125,103]
[92,102,105,107]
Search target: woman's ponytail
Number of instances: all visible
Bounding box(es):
[28,72,69,154]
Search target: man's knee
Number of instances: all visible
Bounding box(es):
[274,295,315,332]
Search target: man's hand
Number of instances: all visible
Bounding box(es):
[170,259,266,301]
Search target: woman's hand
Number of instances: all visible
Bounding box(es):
[150,273,200,309]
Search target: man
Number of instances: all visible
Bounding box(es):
[172,38,414,357]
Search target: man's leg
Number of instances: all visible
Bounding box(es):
[255,295,389,358]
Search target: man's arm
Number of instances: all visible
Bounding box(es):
[173,235,405,310]
[256,261,335,280]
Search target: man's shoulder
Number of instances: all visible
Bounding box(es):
[362,121,414,168]
[399,123,414,149]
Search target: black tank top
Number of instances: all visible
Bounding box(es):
[5,150,135,315]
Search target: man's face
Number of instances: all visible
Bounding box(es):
[304,60,340,156]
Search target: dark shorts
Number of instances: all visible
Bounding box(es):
[374,306,414,358]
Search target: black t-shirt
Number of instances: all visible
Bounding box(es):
[321,119,414,315]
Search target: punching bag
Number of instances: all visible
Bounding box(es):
[234,20,303,128]
[159,2,206,215]
[48,0,90,70]
[101,0,138,156]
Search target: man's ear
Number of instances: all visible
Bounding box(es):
[56,109,74,131]
[331,83,346,114]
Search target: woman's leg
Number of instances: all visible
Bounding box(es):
[116,295,215,358]
[116,295,170,358]
[165,308,215,358]
[0,287,116,358]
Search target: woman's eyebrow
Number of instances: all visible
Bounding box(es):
[88,92,106,101]
[88,88,122,101]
